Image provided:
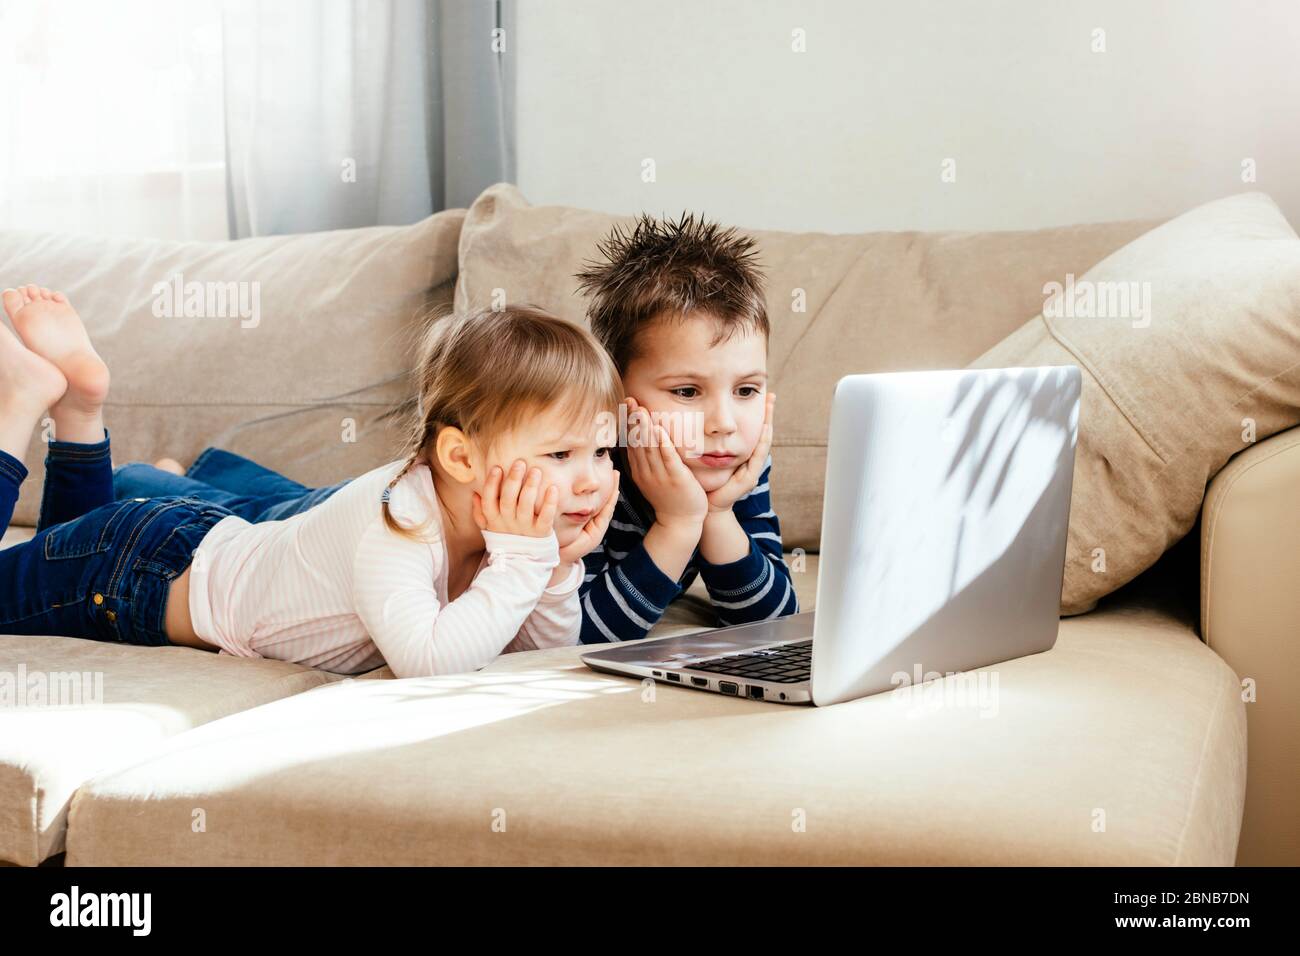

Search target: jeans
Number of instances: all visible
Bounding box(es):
[112,447,349,523]
[0,430,231,647]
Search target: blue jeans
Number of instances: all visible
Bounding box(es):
[112,447,348,522]
[0,430,230,647]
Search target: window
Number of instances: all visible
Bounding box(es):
[0,0,227,238]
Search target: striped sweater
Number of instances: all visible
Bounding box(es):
[579,450,799,643]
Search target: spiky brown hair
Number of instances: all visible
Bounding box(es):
[573,212,769,373]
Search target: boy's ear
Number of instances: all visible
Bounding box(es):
[434,426,477,484]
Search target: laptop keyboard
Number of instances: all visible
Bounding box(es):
[684,640,812,683]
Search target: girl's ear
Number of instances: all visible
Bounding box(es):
[434,426,476,484]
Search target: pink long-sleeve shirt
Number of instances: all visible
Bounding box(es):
[185,459,582,677]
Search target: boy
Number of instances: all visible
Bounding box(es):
[573,213,798,642]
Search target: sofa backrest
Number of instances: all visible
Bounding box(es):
[0,211,464,526]
[0,189,1164,551]
[455,183,1161,549]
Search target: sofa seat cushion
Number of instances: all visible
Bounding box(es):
[65,596,1244,865]
[0,637,343,866]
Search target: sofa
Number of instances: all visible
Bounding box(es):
[1,185,1295,867]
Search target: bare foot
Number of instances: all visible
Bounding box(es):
[154,457,185,475]
[2,285,110,444]
[0,311,67,460]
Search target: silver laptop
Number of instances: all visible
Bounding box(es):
[581,365,1081,706]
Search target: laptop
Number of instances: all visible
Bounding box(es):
[581,365,1081,706]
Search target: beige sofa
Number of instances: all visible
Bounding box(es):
[0,186,1294,866]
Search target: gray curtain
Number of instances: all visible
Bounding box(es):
[222,0,515,238]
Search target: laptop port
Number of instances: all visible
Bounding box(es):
[719,681,739,695]
[747,685,765,700]
[691,677,708,687]
[665,672,681,682]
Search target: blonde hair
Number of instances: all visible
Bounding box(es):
[382,304,623,540]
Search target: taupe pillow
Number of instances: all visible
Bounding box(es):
[1,210,464,526]
[969,192,1300,615]
[456,182,1159,552]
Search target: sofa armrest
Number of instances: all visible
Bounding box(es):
[1200,424,1300,866]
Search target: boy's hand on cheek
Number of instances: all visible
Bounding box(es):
[706,392,775,514]
[626,402,708,530]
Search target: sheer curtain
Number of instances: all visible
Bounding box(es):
[0,0,228,239]
[0,0,514,240]
[222,0,515,237]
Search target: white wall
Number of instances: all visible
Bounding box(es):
[515,0,1300,232]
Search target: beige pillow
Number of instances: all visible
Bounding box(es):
[969,192,1300,615]
[456,183,1159,551]
[0,210,464,527]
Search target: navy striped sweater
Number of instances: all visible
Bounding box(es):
[579,449,799,643]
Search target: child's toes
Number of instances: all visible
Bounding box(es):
[52,291,67,303]
[24,284,41,301]
[1,288,22,320]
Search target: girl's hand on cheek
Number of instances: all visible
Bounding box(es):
[558,469,620,564]
[471,458,559,538]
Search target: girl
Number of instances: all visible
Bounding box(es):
[0,286,621,678]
